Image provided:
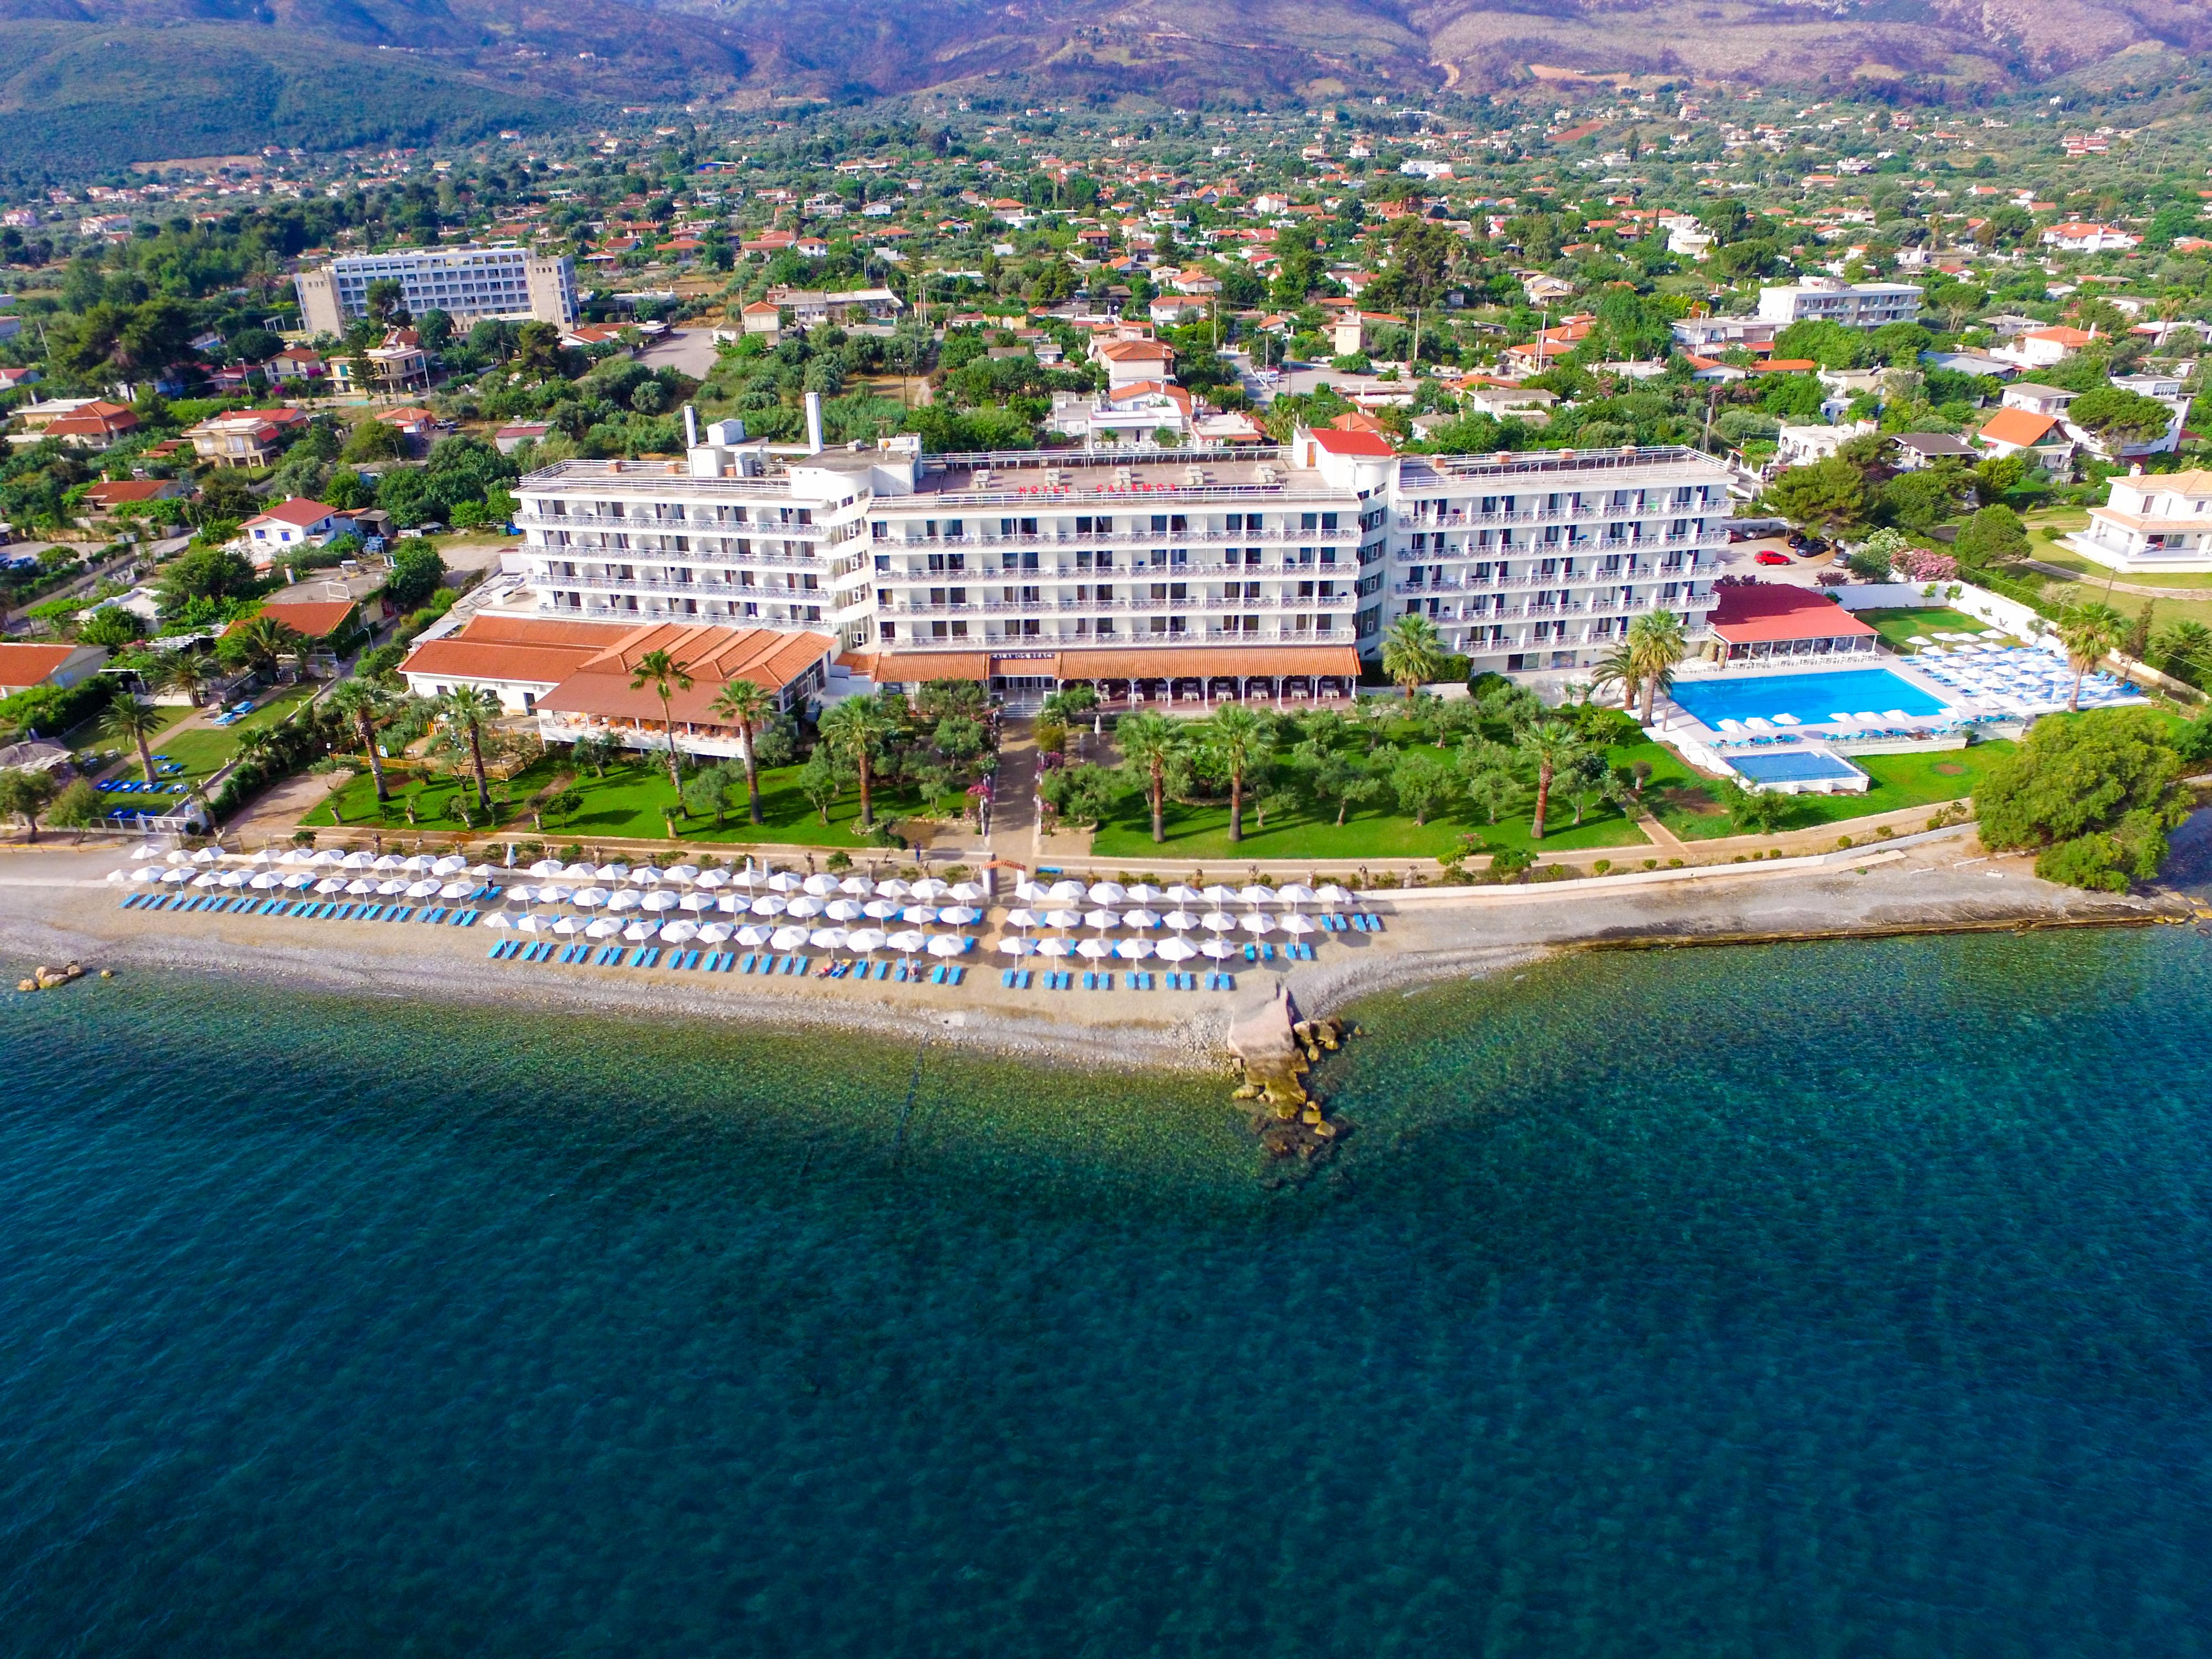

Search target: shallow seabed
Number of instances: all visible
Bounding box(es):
[3,927,2211,1657]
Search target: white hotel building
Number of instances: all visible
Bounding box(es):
[502,416,1732,706]
[294,246,578,335]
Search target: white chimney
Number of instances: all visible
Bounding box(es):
[683,404,698,448]
[804,391,824,455]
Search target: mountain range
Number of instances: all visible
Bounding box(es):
[4,0,2210,178]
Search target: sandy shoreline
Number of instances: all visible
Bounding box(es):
[0,833,2185,1076]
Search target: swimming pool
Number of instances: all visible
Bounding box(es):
[1671,668,1949,728]
[1729,749,1867,789]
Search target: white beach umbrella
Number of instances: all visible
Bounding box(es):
[340,850,374,870]
[643,890,679,913]
[1276,883,1316,906]
[1077,937,1115,962]
[666,864,701,886]
[1087,880,1128,905]
[573,886,611,909]
[998,936,1037,957]
[609,890,644,912]
[786,895,826,920]
[912,878,951,902]
[1045,879,1086,905]
[1038,909,1078,933]
[1004,907,1041,931]
[1125,883,1162,905]
[596,863,631,882]
[249,849,277,867]
[1202,884,1238,906]
[863,898,903,921]
[632,867,665,887]
[623,920,657,942]
[561,861,596,879]
[554,916,582,937]
[1239,912,1275,936]
[401,855,433,874]
[503,884,537,904]
[280,848,315,867]
[220,870,249,889]
[661,920,700,944]
[540,885,575,905]
[716,894,748,915]
[315,877,347,895]
[1014,879,1051,905]
[750,894,789,917]
[163,851,191,867]
[948,881,987,903]
[1316,884,1351,908]
[1239,884,1274,908]
[529,858,564,877]
[346,878,376,896]
[886,928,927,958]
[1165,884,1202,905]
[1115,937,1156,961]
[838,874,875,896]
[432,854,467,877]
[731,867,766,890]
[1200,938,1238,960]
[771,924,810,952]
[807,926,849,952]
[1157,937,1197,963]
[698,922,733,945]
[801,873,842,896]
[1035,936,1073,958]
[132,844,162,861]
[927,934,967,960]
[484,911,514,930]
[313,850,347,868]
[679,892,713,914]
[1281,913,1316,937]
[1121,908,1160,930]
[191,872,220,889]
[825,898,865,922]
[190,847,220,866]
[586,917,622,939]
[131,865,160,884]
[765,871,803,893]
[282,873,312,890]
[406,879,440,898]
[1201,911,1238,934]
[900,904,938,926]
[875,878,914,901]
[847,927,888,957]
[439,881,473,900]
[1083,907,1119,933]
[736,924,775,947]
[938,905,982,926]
[697,869,731,890]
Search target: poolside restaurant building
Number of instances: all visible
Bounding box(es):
[401,614,835,759]
[1708,584,1879,664]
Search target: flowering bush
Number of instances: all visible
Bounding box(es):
[1893,547,1959,583]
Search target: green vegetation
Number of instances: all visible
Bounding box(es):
[1642,740,2016,841]
[1853,608,2012,654]
[1976,709,2199,890]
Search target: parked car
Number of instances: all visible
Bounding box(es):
[1755,550,1793,567]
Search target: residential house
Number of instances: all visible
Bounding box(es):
[2040,223,2140,253]
[739,300,782,342]
[494,422,551,455]
[1990,326,2095,371]
[0,641,110,695]
[185,406,309,469]
[241,499,357,568]
[225,598,365,666]
[1773,420,1875,468]
[1091,336,1176,390]
[81,478,187,516]
[1050,380,1194,445]
[1755,276,1922,327]
[2065,466,2212,574]
[1888,432,1978,471]
[1973,406,2075,472]
[8,398,136,451]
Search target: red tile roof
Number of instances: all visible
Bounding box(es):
[1977,407,2063,447]
[1708,585,1877,644]
[0,643,89,689]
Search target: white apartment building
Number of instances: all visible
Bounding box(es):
[507,416,1731,702]
[1756,277,1923,328]
[2064,467,2212,575]
[294,246,578,335]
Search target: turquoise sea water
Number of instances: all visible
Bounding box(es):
[5,926,2212,1656]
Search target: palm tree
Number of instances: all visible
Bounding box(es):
[102,696,165,786]
[226,613,305,680]
[1380,612,1445,700]
[2152,619,2212,681]
[1115,711,1184,843]
[708,676,773,826]
[627,648,694,794]
[1201,703,1272,843]
[1626,609,1687,725]
[1589,640,1640,715]
[2058,603,2126,711]
[326,676,394,805]
[157,650,215,708]
[433,686,501,815]
[1516,719,1585,841]
[817,693,901,831]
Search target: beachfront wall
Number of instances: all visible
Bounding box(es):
[1830,580,2047,639]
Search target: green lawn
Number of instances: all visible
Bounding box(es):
[1088,740,1656,862]
[1645,738,2015,841]
[1854,607,2017,654]
[302,753,564,831]
[144,685,320,785]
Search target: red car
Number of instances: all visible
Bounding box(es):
[1754,550,1792,567]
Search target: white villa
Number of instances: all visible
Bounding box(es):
[2065,467,2212,575]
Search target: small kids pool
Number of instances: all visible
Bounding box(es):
[1728,749,1868,793]
[1672,668,1949,729]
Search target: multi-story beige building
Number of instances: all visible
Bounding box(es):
[294,246,577,336]
[2065,467,2212,575]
